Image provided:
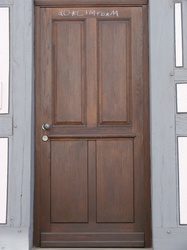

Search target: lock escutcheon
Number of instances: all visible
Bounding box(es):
[42,135,49,142]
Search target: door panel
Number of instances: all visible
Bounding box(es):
[35,5,150,248]
[98,20,131,125]
[96,140,134,223]
[53,21,86,125]
[51,140,88,223]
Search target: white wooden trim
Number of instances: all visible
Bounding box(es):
[175,69,187,81]
[0,0,13,4]
[176,114,187,134]
[0,116,12,136]
[150,0,187,249]
[0,228,29,250]
[149,0,177,229]
[153,228,187,250]
[0,0,34,249]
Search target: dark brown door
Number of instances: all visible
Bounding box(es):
[34,5,151,248]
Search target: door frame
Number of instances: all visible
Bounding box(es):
[33,0,151,247]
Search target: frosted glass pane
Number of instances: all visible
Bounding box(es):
[178,137,187,224]
[177,83,187,113]
[0,8,9,114]
[175,3,183,67]
[0,138,8,224]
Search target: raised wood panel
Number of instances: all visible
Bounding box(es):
[51,140,88,222]
[96,139,134,222]
[98,20,131,125]
[35,0,148,7]
[53,21,86,125]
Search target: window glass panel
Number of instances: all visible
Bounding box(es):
[175,3,183,67]
[177,83,187,113]
[0,8,9,114]
[178,137,187,225]
[0,138,8,224]
[183,1,187,68]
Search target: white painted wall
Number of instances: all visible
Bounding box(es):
[0,0,34,249]
[150,0,187,249]
[0,0,187,249]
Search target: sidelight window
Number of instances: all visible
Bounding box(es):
[175,3,183,67]
[178,137,187,224]
[0,7,10,224]
[0,7,9,114]
[0,138,8,224]
[176,83,187,113]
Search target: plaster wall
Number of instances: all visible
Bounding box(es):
[150,0,187,249]
[0,0,34,249]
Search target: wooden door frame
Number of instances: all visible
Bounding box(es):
[33,0,151,247]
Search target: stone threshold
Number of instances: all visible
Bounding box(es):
[33,248,152,250]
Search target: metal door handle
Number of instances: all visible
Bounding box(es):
[42,123,51,130]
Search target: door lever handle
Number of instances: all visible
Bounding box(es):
[42,123,51,130]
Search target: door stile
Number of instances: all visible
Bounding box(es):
[142,5,152,247]
[132,7,145,231]
[41,8,53,126]
[40,8,53,233]
[88,140,97,223]
[34,6,42,246]
[86,18,98,127]
[40,139,51,231]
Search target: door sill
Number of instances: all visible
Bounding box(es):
[33,248,152,250]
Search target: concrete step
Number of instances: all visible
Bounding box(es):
[33,248,152,250]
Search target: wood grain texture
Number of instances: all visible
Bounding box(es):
[98,20,131,125]
[35,6,150,248]
[34,6,41,246]
[86,18,97,127]
[88,141,96,223]
[35,0,148,7]
[53,20,86,125]
[51,140,88,222]
[97,140,134,222]
[142,5,152,247]
[41,232,144,247]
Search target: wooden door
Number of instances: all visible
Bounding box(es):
[34,3,151,248]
